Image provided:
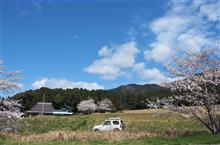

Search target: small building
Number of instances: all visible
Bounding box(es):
[52,104,73,115]
[26,102,55,115]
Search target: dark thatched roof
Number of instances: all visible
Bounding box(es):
[27,102,55,114]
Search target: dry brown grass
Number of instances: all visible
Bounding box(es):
[164,128,202,138]
[125,107,220,118]
[1,131,158,143]
[122,108,171,114]
[122,108,193,119]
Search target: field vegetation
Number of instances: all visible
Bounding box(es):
[1,109,220,145]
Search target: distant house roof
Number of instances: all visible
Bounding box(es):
[27,102,55,114]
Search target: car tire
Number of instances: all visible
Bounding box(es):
[113,128,120,132]
[94,129,100,132]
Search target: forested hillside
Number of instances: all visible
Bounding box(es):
[12,84,171,112]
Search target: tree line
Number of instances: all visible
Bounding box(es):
[12,86,171,112]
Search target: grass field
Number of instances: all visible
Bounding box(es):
[1,109,220,145]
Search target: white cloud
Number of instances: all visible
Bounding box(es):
[85,41,174,83]
[18,84,24,90]
[32,78,104,90]
[199,2,220,21]
[85,0,219,84]
[133,63,171,83]
[98,46,112,57]
[84,41,139,80]
[144,43,171,62]
[144,0,219,63]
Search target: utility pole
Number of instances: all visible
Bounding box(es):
[41,94,45,115]
[88,91,91,100]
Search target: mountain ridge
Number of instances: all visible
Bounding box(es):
[109,83,168,95]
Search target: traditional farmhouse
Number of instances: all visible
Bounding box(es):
[27,102,55,115]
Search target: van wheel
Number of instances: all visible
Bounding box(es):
[94,129,100,132]
[113,128,120,132]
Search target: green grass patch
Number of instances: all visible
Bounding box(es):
[20,112,206,135]
[1,110,219,145]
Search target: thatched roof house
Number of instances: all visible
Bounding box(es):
[27,102,55,115]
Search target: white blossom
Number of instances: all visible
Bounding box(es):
[0,111,23,133]
[0,60,23,133]
[0,60,22,94]
[97,98,114,112]
[77,99,97,114]
[164,48,220,134]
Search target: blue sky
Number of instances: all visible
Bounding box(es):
[1,0,219,92]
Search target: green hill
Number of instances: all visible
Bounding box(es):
[12,84,171,112]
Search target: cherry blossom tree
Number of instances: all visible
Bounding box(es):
[0,111,23,133]
[0,60,21,95]
[0,60,22,133]
[77,99,97,114]
[164,48,220,134]
[97,98,114,112]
